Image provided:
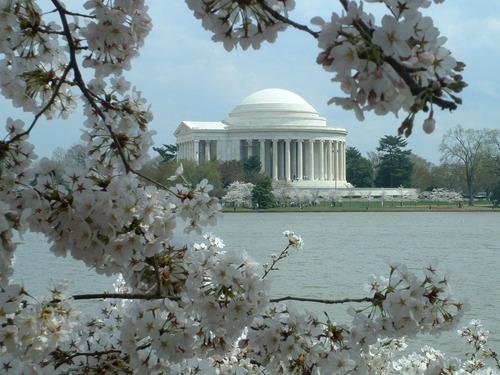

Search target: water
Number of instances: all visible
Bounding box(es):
[12,212,500,356]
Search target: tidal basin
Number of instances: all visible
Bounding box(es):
[13,212,500,355]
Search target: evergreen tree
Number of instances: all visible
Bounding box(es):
[243,156,262,183]
[375,136,413,188]
[251,176,275,209]
[491,182,500,208]
[153,144,177,162]
[346,147,373,187]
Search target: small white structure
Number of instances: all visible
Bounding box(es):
[174,88,349,188]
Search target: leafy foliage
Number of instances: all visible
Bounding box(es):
[153,144,177,162]
[346,147,373,187]
[252,176,275,209]
[491,182,500,208]
[243,155,262,183]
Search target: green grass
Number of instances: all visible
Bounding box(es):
[222,200,496,213]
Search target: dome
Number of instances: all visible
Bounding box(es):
[223,88,326,128]
[239,88,317,112]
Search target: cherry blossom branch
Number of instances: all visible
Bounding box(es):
[337,0,458,112]
[153,255,162,295]
[51,0,182,198]
[5,64,72,145]
[53,349,122,369]
[270,296,373,304]
[68,292,372,306]
[261,244,290,279]
[69,293,181,301]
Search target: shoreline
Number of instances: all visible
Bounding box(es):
[223,206,498,213]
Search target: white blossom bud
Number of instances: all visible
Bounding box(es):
[423,117,436,134]
[418,51,436,66]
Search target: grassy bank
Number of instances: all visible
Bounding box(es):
[222,201,497,213]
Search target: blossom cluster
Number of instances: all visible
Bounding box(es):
[419,188,464,203]
[80,0,152,77]
[242,262,470,374]
[186,0,296,51]
[315,0,465,134]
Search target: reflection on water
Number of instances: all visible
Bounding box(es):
[13,212,500,355]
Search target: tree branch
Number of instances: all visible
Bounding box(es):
[270,296,373,304]
[258,1,319,38]
[70,293,180,301]
[6,64,72,145]
[51,0,182,198]
[54,349,122,369]
[338,0,458,112]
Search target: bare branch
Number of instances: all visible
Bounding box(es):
[153,255,162,296]
[258,1,320,38]
[270,296,373,304]
[69,293,180,301]
[6,64,72,145]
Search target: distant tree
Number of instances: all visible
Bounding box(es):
[140,158,177,186]
[243,156,262,183]
[374,136,413,188]
[218,160,245,187]
[491,182,500,208]
[440,126,491,205]
[346,147,373,187]
[182,161,223,197]
[426,162,464,192]
[222,181,254,209]
[485,129,500,178]
[410,154,434,191]
[51,143,86,169]
[153,144,177,162]
[251,176,275,209]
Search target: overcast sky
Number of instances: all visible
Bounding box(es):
[1,0,499,163]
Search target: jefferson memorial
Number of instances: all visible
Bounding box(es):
[174,88,349,188]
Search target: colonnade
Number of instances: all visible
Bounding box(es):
[177,140,214,163]
[244,139,346,182]
[176,138,346,182]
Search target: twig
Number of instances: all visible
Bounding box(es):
[270,296,373,304]
[54,349,122,369]
[258,1,320,38]
[6,64,72,145]
[70,293,180,301]
[261,244,290,279]
[153,255,162,296]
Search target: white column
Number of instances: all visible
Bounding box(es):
[285,139,291,181]
[309,139,314,180]
[342,141,346,181]
[297,140,303,180]
[260,139,265,174]
[332,141,338,181]
[272,139,278,181]
[205,140,210,162]
[327,141,332,180]
[194,140,199,164]
[319,140,324,181]
[247,139,253,158]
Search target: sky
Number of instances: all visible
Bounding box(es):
[1,0,500,164]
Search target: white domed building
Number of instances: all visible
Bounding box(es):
[174,89,349,188]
